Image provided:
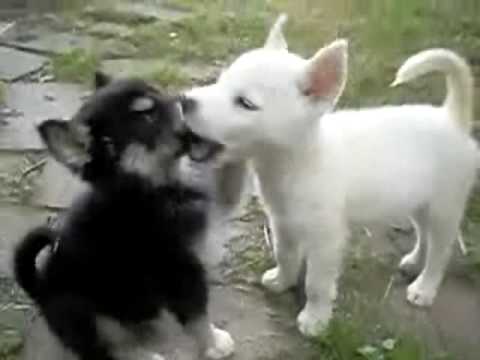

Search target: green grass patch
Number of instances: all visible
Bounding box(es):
[129,4,269,63]
[223,197,275,282]
[0,81,6,106]
[52,49,99,84]
[314,315,452,360]
[147,64,190,89]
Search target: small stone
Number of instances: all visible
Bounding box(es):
[382,338,396,351]
[44,93,56,101]
[75,20,87,30]
[0,107,13,116]
[100,39,138,59]
[169,32,178,39]
[357,345,379,357]
[88,22,133,39]
[39,74,55,83]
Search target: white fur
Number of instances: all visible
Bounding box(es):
[205,326,235,359]
[184,15,477,337]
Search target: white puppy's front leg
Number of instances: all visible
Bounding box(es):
[262,219,303,293]
[297,220,346,337]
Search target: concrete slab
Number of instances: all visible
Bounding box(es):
[0,204,50,276]
[0,152,24,174]
[0,83,84,151]
[32,159,88,209]
[7,32,96,55]
[0,46,46,81]
[24,285,316,360]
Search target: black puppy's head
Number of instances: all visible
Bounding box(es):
[38,72,187,186]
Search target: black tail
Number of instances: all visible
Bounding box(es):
[14,226,56,302]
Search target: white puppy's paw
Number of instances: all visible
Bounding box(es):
[147,354,165,360]
[261,267,292,293]
[296,306,331,338]
[406,278,437,307]
[205,327,235,359]
[398,252,422,276]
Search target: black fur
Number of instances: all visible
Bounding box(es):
[14,74,211,360]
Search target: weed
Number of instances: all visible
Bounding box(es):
[51,49,99,84]
[147,64,190,89]
[129,5,268,63]
[314,316,451,360]
[223,197,275,283]
[0,81,6,106]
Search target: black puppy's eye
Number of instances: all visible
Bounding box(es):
[234,96,259,111]
[142,113,154,124]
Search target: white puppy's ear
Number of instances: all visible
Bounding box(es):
[264,14,288,51]
[298,39,348,105]
[37,119,91,174]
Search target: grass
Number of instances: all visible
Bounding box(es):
[128,9,269,63]
[51,49,100,84]
[0,153,46,204]
[11,0,480,358]
[223,197,275,283]
[225,198,455,359]
[147,64,190,89]
[0,81,6,106]
[315,316,453,360]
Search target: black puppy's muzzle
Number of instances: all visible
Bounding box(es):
[176,128,224,163]
[176,96,224,163]
[180,96,197,116]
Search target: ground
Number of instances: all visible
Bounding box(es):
[0,1,480,359]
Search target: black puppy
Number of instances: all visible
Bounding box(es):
[14,73,234,360]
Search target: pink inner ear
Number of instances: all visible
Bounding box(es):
[304,54,342,99]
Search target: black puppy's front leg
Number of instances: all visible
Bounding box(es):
[43,294,115,360]
[184,315,234,359]
[165,256,234,359]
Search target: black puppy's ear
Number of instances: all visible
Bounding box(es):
[94,71,111,89]
[37,119,91,175]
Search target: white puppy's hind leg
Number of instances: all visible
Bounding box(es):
[407,210,460,307]
[399,212,428,276]
[297,220,346,337]
[262,221,303,293]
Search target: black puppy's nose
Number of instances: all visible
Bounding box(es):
[180,97,197,115]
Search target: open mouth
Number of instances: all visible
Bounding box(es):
[180,128,224,163]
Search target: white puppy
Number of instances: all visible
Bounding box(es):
[182,15,478,337]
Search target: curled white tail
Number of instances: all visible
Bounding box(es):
[392,49,474,132]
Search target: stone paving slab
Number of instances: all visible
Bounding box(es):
[0,83,84,151]
[32,159,88,209]
[0,204,50,277]
[5,32,97,55]
[24,286,315,360]
[0,46,46,81]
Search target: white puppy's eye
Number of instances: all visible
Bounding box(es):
[234,96,259,111]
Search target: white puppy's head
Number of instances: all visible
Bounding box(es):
[182,15,348,160]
